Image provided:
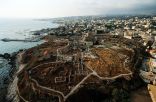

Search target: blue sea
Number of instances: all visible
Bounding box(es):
[0,18,58,54]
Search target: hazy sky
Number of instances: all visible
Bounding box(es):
[0,0,155,18]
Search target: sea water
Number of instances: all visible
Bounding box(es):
[0,18,58,54]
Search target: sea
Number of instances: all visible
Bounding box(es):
[0,18,58,96]
[0,18,58,54]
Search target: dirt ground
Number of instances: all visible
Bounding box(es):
[130,86,152,102]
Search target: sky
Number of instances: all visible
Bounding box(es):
[0,0,156,18]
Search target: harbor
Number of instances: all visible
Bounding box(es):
[1,36,43,42]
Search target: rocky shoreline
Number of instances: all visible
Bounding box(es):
[0,50,23,102]
[7,52,25,102]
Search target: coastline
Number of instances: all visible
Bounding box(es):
[1,36,53,101]
[7,52,26,102]
[5,34,52,101]
[0,21,59,101]
[4,39,48,101]
[0,18,59,54]
[0,52,18,101]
